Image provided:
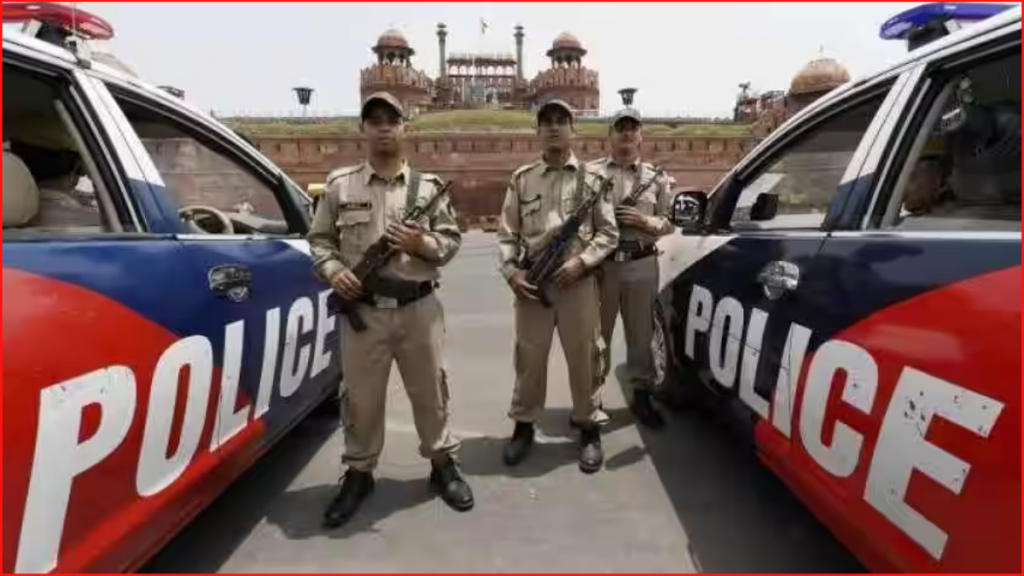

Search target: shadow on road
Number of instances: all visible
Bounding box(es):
[139,406,340,574]
[454,406,639,479]
[611,363,866,574]
[265,478,434,540]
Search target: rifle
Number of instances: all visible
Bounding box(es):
[327,180,452,332]
[603,165,668,267]
[520,173,614,307]
[619,165,666,209]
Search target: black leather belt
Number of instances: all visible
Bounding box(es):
[368,279,437,309]
[612,243,657,262]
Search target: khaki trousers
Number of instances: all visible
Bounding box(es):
[598,254,660,391]
[508,275,604,426]
[339,293,459,472]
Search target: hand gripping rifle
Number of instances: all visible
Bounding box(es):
[602,165,668,268]
[327,180,452,332]
[520,173,614,307]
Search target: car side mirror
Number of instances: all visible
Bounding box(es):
[670,191,707,233]
[750,193,778,221]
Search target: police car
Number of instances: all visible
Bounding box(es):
[3,3,342,573]
[653,3,1020,572]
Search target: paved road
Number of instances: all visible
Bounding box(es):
[143,231,864,573]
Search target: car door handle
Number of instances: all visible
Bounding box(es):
[208,264,253,303]
[757,260,799,300]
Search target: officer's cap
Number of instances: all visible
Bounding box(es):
[361,92,406,121]
[611,107,643,128]
[536,98,575,122]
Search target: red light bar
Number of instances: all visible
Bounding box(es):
[2,2,114,40]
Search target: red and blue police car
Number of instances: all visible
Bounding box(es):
[4,4,342,572]
[654,3,1021,573]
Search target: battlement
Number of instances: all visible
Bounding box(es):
[532,67,599,90]
[447,53,517,65]
[359,65,433,91]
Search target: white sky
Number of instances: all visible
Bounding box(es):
[7,2,1020,117]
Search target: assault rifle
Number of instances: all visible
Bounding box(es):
[601,165,669,267]
[520,173,614,307]
[327,180,451,332]
[619,165,666,209]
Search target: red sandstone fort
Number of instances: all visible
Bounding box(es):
[220,25,852,229]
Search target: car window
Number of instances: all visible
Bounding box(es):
[3,63,122,237]
[109,94,292,237]
[880,49,1021,232]
[729,93,889,231]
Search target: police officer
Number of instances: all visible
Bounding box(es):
[587,107,675,429]
[496,98,620,474]
[308,92,474,528]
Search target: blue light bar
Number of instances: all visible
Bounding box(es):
[880,2,1013,46]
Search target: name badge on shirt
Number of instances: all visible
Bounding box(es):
[340,200,373,212]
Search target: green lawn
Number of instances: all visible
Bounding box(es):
[225,109,753,138]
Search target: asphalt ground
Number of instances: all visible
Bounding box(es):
[142,231,864,573]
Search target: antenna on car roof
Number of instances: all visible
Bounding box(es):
[70,2,78,43]
[64,1,86,63]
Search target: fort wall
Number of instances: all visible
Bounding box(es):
[246,132,755,226]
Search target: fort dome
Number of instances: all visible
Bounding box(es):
[363,27,428,117]
[376,29,410,49]
[789,57,850,96]
[552,32,582,51]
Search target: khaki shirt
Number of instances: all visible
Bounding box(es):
[496,152,619,281]
[585,157,674,245]
[307,161,461,284]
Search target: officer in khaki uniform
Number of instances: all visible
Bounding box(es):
[497,99,620,474]
[587,107,675,429]
[308,92,474,528]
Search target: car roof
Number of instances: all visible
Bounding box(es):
[5,29,288,172]
[4,30,159,97]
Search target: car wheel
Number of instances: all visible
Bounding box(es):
[652,304,699,411]
[651,307,670,391]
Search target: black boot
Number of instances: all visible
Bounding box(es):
[632,389,665,430]
[578,424,604,474]
[429,456,475,512]
[503,421,535,466]
[322,469,374,529]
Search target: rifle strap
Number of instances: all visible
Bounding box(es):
[628,164,645,200]
[575,169,586,209]
[406,170,422,213]
[576,168,598,242]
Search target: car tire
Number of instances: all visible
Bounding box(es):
[652,303,701,411]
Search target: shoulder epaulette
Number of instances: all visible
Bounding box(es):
[325,164,365,187]
[512,161,542,179]
[583,162,609,178]
[418,172,445,185]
